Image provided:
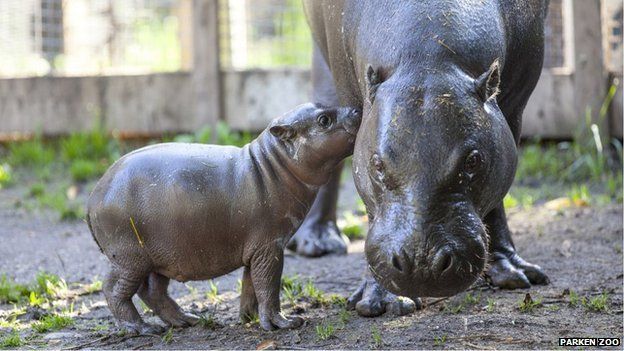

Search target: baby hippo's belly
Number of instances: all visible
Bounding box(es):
[89,142,254,282]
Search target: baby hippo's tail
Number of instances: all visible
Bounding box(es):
[86,213,104,254]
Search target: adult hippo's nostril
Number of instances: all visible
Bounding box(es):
[390,249,412,274]
[431,248,455,276]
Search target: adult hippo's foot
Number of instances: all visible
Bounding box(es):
[288,220,348,257]
[485,205,550,289]
[487,250,550,289]
[287,162,348,257]
[347,276,422,317]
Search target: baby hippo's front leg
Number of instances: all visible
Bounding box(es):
[250,249,303,331]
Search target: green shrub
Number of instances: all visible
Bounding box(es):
[60,127,112,162]
[0,164,12,188]
[69,159,106,182]
[7,139,55,167]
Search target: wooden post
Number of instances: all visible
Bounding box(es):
[192,0,221,132]
[570,0,607,133]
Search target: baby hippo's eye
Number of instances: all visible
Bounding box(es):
[317,114,333,128]
[463,150,483,176]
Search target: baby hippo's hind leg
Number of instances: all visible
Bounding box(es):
[137,273,200,327]
[103,268,165,335]
[239,266,258,322]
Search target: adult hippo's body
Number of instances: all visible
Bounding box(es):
[290,0,550,316]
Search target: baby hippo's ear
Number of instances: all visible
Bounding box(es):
[270,124,296,141]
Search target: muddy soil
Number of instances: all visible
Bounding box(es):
[0,177,622,350]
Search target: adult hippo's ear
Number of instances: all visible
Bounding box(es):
[475,59,501,102]
[365,65,382,103]
[270,125,296,141]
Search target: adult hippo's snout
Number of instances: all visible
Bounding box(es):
[365,201,487,298]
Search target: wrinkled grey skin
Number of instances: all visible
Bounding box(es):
[86,103,361,333]
[296,0,550,316]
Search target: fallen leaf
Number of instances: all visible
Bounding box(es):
[257,339,277,350]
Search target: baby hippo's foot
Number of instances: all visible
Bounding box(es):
[118,321,165,335]
[259,312,304,331]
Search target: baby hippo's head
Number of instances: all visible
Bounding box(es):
[268,103,361,186]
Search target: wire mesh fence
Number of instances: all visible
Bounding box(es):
[0,0,185,77]
[0,0,619,77]
[218,0,312,69]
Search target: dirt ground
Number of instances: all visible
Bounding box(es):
[0,176,622,350]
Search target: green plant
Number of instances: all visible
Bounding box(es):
[0,164,12,188]
[0,330,24,348]
[567,184,591,206]
[0,275,30,303]
[486,298,496,313]
[371,326,383,348]
[434,334,447,346]
[32,313,74,333]
[60,128,111,163]
[338,212,365,240]
[29,183,45,198]
[281,275,303,304]
[69,159,106,182]
[206,280,220,303]
[518,293,542,313]
[161,327,174,344]
[215,122,254,147]
[315,320,335,341]
[583,293,609,312]
[7,138,55,168]
[568,290,580,306]
[338,308,350,326]
[303,280,327,306]
[198,314,219,330]
[84,278,103,294]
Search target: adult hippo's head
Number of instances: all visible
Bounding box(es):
[352,59,517,298]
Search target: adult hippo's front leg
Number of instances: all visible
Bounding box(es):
[287,44,349,257]
[485,199,550,288]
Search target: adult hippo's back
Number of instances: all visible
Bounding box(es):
[291,0,550,316]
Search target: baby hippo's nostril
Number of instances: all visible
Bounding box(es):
[432,248,454,276]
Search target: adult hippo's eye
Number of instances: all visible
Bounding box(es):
[463,150,483,176]
[317,114,333,128]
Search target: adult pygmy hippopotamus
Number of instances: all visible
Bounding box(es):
[86,103,361,333]
[289,0,550,316]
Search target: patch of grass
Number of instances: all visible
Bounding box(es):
[445,292,480,314]
[60,128,112,163]
[303,280,328,307]
[84,278,103,294]
[38,190,84,221]
[215,122,254,147]
[371,326,383,348]
[315,320,335,341]
[32,313,74,333]
[329,294,347,308]
[583,293,609,312]
[29,183,45,198]
[198,314,219,330]
[0,164,12,188]
[28,291,45,307]
[0,330,24,348]
[338,308,350,326]
[518,293,542,313]
[7,138,55,168]
[568,290,581,307]
[69,159,106,182]
[161,327,174,344]
[281,275,303,305]
[0,275,31,304]
[433,334,447,346]
[206,280,221,303]
[338,212,365,240]
[485,297,496,313]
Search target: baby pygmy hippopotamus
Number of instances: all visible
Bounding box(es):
[86,103,361,333]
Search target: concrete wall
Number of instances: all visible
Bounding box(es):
[0,68,619,139]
